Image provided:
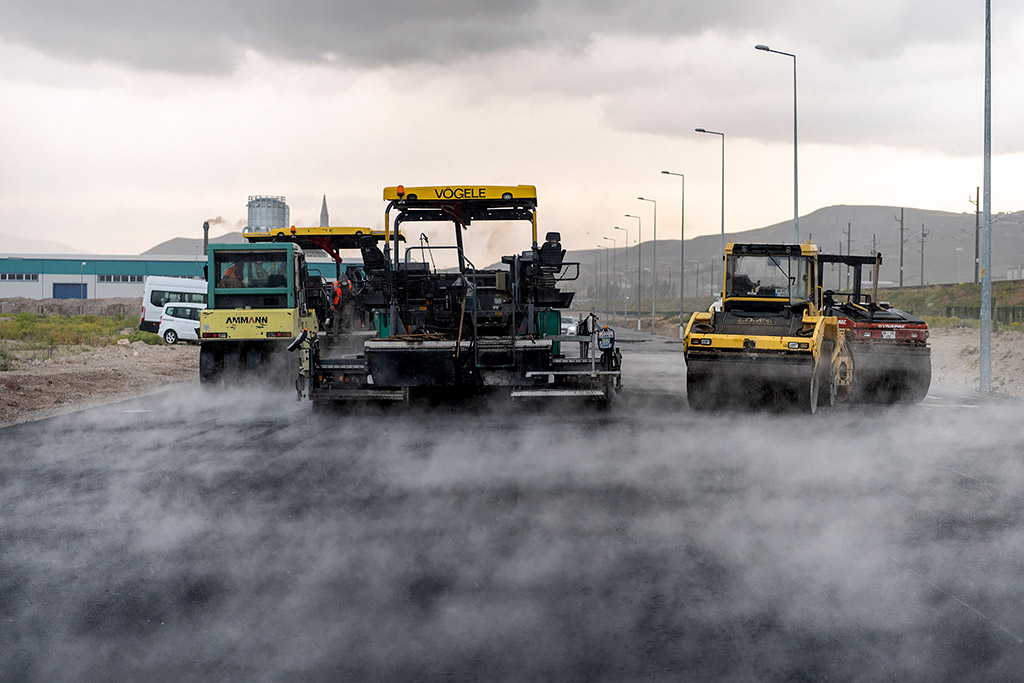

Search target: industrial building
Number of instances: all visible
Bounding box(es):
[0,254,205,299]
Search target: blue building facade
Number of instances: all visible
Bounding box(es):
[0,255,205,299]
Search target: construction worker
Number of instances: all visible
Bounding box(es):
[220,261,244,287]
[331,278,352,334]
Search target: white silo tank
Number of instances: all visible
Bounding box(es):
[246,195,290,232]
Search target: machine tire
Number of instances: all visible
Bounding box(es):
[163,329,178,345]
[199,345,220,385]
[222,346,242,378]
[596,379,615,409]
[243,348,263,372]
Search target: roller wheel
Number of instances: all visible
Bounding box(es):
[817,364,837,408]
[687,373,712,411]
[798,374,819,414]
[903,371,931,404]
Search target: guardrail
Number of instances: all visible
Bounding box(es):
[945,305,1024,323]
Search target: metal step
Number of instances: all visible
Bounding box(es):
[317,387,410,403]
[510,388,606,398]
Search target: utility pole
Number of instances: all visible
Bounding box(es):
[624,214,642,329]
[638,196,657,334]
[981,0,992,392]
[872,234,877,285]
[844,222,852,290]
[970,186,980,283]
[919,223,929,286]
[896,208,905,289]
[837,240,843,289]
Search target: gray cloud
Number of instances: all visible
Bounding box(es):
[2,0,1020,157]
[0,0,1006,74]
[0,0,544,73]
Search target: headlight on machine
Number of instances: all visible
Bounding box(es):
[787,341,810,349]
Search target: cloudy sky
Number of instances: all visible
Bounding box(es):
[1,0,1022,263]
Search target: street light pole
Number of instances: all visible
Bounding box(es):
[624,213,642,330]
[756,43,799,243]
[80,261,86,299]
[613,225,629,324]
[695,128,726,257]
[597,245,610,319]
[981,0,992,392]
[602,236,616,322]
[662,170,685,338]
[638,197,657,334]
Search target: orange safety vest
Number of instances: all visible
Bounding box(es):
[333,280,351,306]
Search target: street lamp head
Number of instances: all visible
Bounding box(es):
[637,196,645,201]
[694,128,706,133]
[755,44,770,51]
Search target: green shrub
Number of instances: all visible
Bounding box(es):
[0,313,140,347]
[120,331,164,345]
[0,346,14,371]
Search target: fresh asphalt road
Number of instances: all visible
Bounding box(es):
[2,330,1023,681]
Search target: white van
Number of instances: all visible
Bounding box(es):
[140,276,207,333]
[158,302,207,344]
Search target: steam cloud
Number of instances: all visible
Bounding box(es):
[1,380,1022,680]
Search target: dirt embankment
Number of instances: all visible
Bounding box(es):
[927,327,1024,397]
[0,342,199,426]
